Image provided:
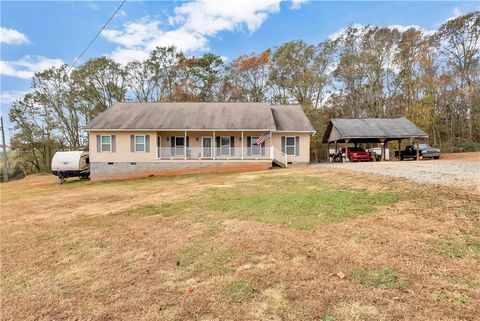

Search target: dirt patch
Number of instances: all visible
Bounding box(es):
[441,152,480,162]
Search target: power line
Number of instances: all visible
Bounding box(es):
[67,0,126,73]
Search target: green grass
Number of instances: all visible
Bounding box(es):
[116,175,398,229]
[434,236,480,260]
[433,290,470,306]
[219,279,260,303]
[350,267,411,291]
[177,241,236,277]
[114,203,184,217]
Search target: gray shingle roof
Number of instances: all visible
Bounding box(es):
[85,102,315,132]
[323,118,428,143]
[271,105,315,132]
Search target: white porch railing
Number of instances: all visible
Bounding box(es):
[156,147,273,160]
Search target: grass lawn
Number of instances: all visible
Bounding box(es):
[1,167,479,321]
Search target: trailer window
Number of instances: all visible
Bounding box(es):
[135,135,145,152]
[101,135,111,152]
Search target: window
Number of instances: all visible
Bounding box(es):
[135,135,145,152]
[251,136,261,156]
[220,136,231,156]
[101,135,111,152]
[174,136,185,156]
[285,136,296,155]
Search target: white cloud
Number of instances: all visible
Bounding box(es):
[447,7,462,21]
[0,56,64,80]
[0,90,28,104]
[328,23,435,41]
[290,0,308,10]
[116,9,126,18]
[328,23,366,41]
[0,27,30,45]
[101,0,282,63]
[87,1,99,10]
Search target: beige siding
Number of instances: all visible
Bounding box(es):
[89,130,311,164]
[89,131,157,163]
[271,132,311,163]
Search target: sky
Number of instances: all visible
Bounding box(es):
[1,0,479,141]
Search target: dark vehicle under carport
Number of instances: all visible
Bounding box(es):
[323,118,429,161]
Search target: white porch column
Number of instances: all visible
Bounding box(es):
[213,131,216,160]
[241,131,244,160]
[184,130,187,160]
[269,130,273,160]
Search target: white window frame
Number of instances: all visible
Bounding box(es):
[251,136,261,156]
[134,135,146,152]
[285,136,296,156]
[220,136,231,156]
[174,136,185,156]
[101,135,112,152]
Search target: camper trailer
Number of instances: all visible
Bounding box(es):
[51,151,90,183]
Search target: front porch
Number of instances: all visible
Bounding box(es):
[155,131,280,161]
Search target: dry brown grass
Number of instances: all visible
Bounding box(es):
[1,167,479,321]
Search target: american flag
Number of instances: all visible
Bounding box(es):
[255,131,271,145]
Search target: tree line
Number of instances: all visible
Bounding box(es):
[8,12,479,176]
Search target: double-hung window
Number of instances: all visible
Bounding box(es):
[135,135,145,152]
[220,136,231,156]
[285,136,296,155]
[174,137,185,156]
[101,135,111,152]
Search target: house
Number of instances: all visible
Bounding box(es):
[85,102,315,180]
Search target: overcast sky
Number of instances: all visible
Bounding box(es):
[1,0,479,140]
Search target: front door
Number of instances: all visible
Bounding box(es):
[202,137,213,158]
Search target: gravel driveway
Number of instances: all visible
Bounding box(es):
[317,159,480,190]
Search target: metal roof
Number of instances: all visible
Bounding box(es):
[85,102,315,132]
[322,118,428,143]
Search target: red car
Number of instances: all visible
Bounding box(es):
[341,147,372,162]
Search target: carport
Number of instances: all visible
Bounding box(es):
[322,118,429,161]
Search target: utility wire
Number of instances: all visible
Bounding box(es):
[67,0,126,73]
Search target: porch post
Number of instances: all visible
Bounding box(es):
[269,130,273,160]
[327,143,330,162]
[213,131,216,160]
[184,130,187,160]
[241,131,244,160]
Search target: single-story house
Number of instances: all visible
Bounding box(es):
[85,102,315,180]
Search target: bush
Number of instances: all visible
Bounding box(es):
[457,141,480,152]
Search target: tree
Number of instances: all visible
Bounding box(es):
[71,57,127,119]
[270,40,334,108]
[229,50,271,102]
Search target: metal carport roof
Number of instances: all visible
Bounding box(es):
[322,118,428,143]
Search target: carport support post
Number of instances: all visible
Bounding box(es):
[380,139,385,161]
[397,140,401,161]
[416,140,419,161]
[327,143,330,162]
[344,140,349,162]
